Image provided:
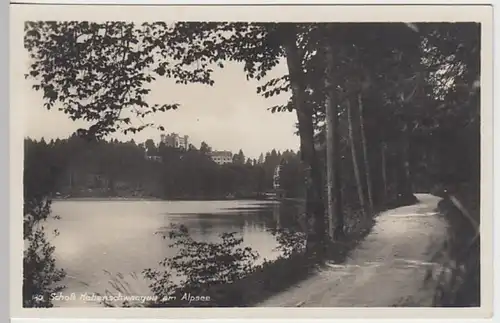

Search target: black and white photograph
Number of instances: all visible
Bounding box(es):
[10,3,493,319]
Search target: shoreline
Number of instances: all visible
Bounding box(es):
[52,197,162,202]
[51,196,289,202]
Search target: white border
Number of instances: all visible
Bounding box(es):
[7,0,497,5]
[9,2,495,321]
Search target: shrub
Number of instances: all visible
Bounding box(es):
[102,223,314,307]
[166,224,259,287]
[23,197,66,307]
[270,227,307,258]
[139,224,260,306]
[431,189,480,307]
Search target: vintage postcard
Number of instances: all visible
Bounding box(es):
[9,2,494,320]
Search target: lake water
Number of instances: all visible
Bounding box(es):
[45,199,304,307]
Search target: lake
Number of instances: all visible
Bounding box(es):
[45,199,304,307]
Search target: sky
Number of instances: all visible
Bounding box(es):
[23,58,300,160]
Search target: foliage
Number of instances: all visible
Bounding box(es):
[271,228,307,258]
[24,21,192,140]
[23,203,66,307]
[415,22,480,307]
[167,224,258,287]
[431,191,480,307]
[23,139,66,307]
[140,224,259,306]
[24,136,303,200]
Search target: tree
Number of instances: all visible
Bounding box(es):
[144,139,156,156]
[279,153,304,198]
[311,23,424,209]
[281,24,327,257]
[346,98,366,217]
[232,149,245,165]
[199,141,212,155]
[323,33,345,240]
[257,153,264,164]
[380,142,388,203]
[405,22,481,306]
[24,21,183,140]
[357,94,374,212]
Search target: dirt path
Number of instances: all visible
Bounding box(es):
[257,194,448,307]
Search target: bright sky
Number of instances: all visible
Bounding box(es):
[23,59,300,160]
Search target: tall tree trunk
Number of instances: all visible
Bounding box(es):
[282,26,326,258]
[325,38,345,241]
[325,85,336,240]
[402,125,413,195]
[397,122,415,203]
[346,98,366,217]
[358,94,374,213]
[396,26,420,204]
[333,129,344,240]
[381,141,388,204]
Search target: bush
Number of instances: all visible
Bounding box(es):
[23,197,66,307]
[270,227,307,258]
[166,224,259,287]
[429,185,480,307]
[100,223,315,307]
[139,224,260,306]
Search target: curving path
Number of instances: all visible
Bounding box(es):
[257,194,448,307]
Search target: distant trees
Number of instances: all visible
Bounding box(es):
[24,136,303,200]
[199,142,212,155]
[232,149,246,165]
[257,153,264,165]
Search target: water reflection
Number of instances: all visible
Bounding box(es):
[45,199,304,307]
